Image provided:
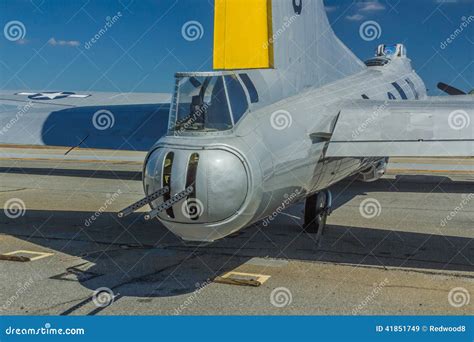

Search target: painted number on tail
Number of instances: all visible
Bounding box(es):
[293,0,303,15]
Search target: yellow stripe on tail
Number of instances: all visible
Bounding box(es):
[213,0,273,70]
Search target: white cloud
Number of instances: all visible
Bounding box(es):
[325,5,339,13]
[358,1,386,12]
[345,1,385,22]
[15,39,29,45]
[48,37,80,47]
[346,14,365,21]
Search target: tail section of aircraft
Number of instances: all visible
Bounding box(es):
[213,0,365,95]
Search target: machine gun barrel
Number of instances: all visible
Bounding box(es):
[144,186,194,221]
[117,186,170,218]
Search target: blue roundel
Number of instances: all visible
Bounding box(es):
[28,92,75,100]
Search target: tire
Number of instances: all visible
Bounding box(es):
[304,191,328,234]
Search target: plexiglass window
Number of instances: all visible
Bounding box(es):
[224,75,249,124]
[170,76,233,132]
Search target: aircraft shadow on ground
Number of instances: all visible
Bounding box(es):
[2,166,474,184]
[0,167,142,181]
[1,176,472,302]
[332,174,474,209]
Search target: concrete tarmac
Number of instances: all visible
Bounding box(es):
[0,149,472,315]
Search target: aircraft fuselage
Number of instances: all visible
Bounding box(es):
[143,56,427,242]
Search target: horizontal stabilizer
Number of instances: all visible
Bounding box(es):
[327,100,474,157]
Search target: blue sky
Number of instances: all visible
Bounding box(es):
[0,0,473,95]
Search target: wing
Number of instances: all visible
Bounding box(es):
[0,90,171,107]
[326,98,474,157]
[0,90,171,151]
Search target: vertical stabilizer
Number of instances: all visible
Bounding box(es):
[213,0,365,95]
[271,0,365,88]
[213,0,274,69]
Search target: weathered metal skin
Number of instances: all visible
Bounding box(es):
[139,0,434,242]
[143,138,259,242]
[358,158,389,183]
[144,145,249,219]
[143,57,427,241]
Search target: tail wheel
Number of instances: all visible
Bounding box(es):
[304,190,331,234]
